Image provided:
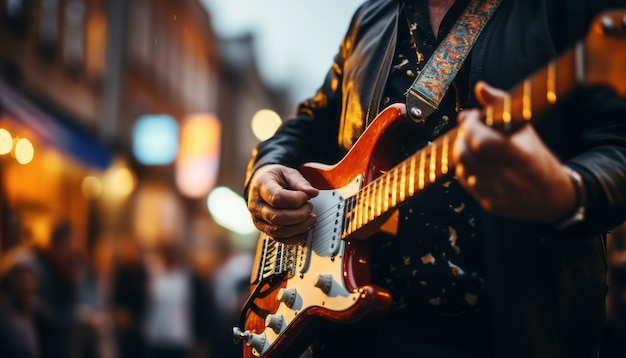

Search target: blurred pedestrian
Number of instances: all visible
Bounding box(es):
[112,237,147,358]
[34,220,79,358]
[75,238,116,358]
[143,239,212,358]
[211,251,253,358]
[0,247,40,358]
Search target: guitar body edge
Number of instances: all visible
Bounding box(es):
[240,103,417,358]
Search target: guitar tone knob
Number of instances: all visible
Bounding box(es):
[314,274,333,294]
[247,332,267,353]
[277,287,297,308]
[265,313,284,333]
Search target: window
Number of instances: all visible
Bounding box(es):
[39,0,58,52]
[127,0,152,69]
[64,0,86,71]
[3,0,29,34]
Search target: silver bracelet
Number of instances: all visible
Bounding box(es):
[552,166,587,230]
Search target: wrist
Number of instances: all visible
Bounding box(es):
[552,166,587,230]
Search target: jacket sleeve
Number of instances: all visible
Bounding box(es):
[490,0,626,236]
[242,4,367,198]
[550,0,626,235]
[563,89,626,235]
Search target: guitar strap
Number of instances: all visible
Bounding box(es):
[405,0,501,123]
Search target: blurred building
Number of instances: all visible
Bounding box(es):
[118,0,221,252]
[217,33,290,191]
[0,0,113,253]
[0,0,290,266]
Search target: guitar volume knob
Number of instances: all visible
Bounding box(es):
[247,332,267,353]
[314,274,333,294]
[265,313,284,333]
[277,287,297,308]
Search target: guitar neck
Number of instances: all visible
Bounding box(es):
[485,44,582,133]
[342,45,584,239]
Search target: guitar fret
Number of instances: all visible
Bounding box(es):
[400,163,406,202]
[547,60,557,104]
[409,155,416,196]
[429,143,437,183]
[486,105,494,127]
[360,190,367,228]
[352,195,358,233]
[502,94,511,123]
[357,192,364,230]
[376,178,382,217]
[384,173,390,212]
[391,168,398,207]
[364,191,370,226]
[366,185,376,222]
[503,94,512,133]
[442,135,449,175]
[359,185,370,226]
[418,150,426,190]
[362,187,368,226]
[523,79,532,121]
[364,191,369,226]
[352,196,358,234]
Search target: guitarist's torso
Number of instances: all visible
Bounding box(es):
[238,2,624,357]
[369,0,485,318]
[336,0,591,150]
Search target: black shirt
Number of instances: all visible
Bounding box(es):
[371,0,486,319]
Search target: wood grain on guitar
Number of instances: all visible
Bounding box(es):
[233,10,626,358]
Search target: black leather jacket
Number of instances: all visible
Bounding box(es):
[245,0,626,356]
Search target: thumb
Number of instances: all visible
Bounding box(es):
[475,81,507,107]
[282,168,319,199]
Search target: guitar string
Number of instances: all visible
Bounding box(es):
[261,150,435,264]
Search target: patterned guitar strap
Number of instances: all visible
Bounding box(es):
[406,0,502,123]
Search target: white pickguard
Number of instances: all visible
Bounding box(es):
[253,175,363,356]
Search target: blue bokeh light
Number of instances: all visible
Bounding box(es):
[132,114,179,165]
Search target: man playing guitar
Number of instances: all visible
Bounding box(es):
[243,0,626,357]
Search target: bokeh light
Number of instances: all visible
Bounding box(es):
[15,138,34,164]
[207,186,257,235]
[132,114,179,165]
[82,176,103,199]
[109,167,135,198]
[251,109,282,141]
[176,114,221,198]
[0,128,13,155]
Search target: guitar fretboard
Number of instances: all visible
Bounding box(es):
[341,44,584,239]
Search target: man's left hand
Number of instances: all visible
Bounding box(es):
[452,81,577,223]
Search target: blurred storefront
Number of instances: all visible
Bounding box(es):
[0,0,113,255]
[0,0,292,271]
[0,96,110,254]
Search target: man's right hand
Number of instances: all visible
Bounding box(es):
[247,164,319,245]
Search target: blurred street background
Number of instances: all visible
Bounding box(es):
[0,0,625,357]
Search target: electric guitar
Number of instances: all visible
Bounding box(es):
[233,10,626,358]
